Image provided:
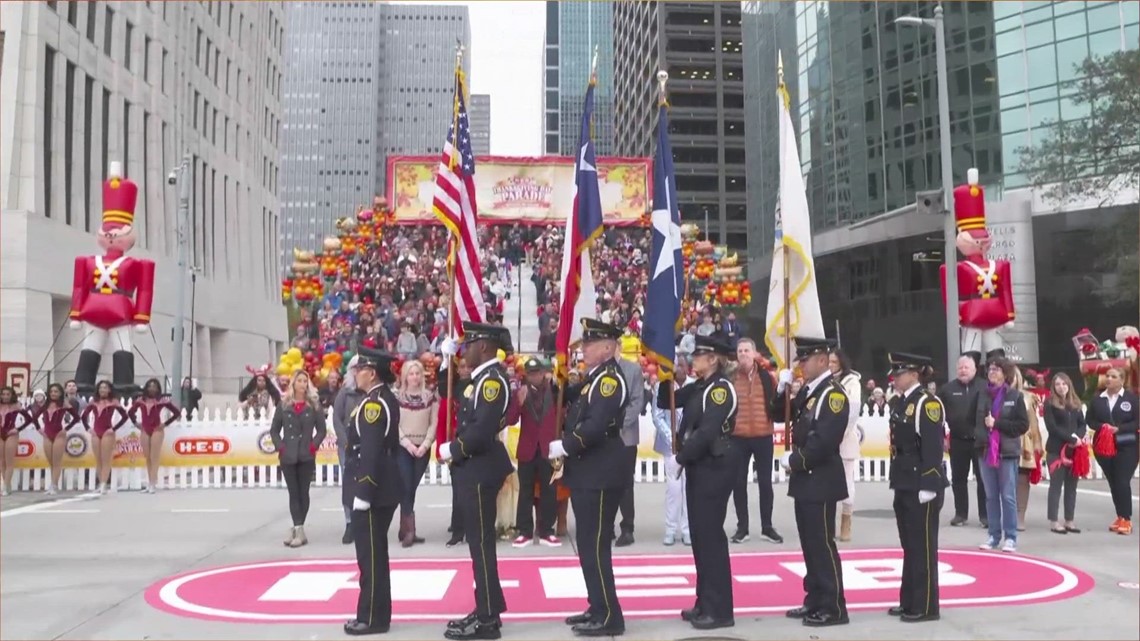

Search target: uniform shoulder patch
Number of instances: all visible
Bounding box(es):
[463,384,475,399]
[363,401,383,423]
[924,400,943,422]
[827,391,846,414]
[598,375,619,398]
[710,387,728,405]
[905,403,915,417]
[806,397,817,410]
[482,378,502,402]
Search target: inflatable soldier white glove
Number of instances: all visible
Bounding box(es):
[69,320,81,330]
[548,440,567,460]
[918,491,936,505]
[352,497,370,511]
[777,369,793,393]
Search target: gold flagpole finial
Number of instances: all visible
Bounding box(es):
[657,70,669,107]
[589,44,599,85]
[777,51,785,86]
[455,39,465,69]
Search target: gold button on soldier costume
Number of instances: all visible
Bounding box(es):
[343,348,401,637]
[663,336,740,630]
[886,352,948,623]
[442,322,514,641]
[774,336,850,627]
[559,319,629,637]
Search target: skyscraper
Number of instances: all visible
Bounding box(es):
[280,1,381,267]
[613,2,747,250]
[543,0,615,157]
[0,0,288,387]
[742,0,1139,374]
[279,2,470,267]
[469,93,491,155]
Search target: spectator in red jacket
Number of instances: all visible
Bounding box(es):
[504,358,561,548]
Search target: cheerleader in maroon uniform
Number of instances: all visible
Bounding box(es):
[128,378,179,493]
[1,387,32,496]
[31,383,79,495]
[80,380,129,494]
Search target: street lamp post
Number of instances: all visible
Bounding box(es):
[896,3,959,372]
[170,154,191,403]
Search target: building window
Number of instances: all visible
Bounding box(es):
[85,1,96,43]
[64,60,75,225]
[143,36,151,82]
[142,111,151,249]
[43,46,56,219]
[103,7,114,58]
[123,101,131,189]
[83,74,93,231]
[67,1,78,27]
[101,88,110,201]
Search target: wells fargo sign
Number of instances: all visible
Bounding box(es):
[386,155,651,226]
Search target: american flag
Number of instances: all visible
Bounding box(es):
[432,70,486,337]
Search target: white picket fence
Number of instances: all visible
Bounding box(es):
[6,403,1133,493]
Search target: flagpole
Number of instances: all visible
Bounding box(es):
[778,53,794,434]
[446,43,464,444]
[656,70,680,457]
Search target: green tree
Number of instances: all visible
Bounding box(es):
[1017,49,1139,306]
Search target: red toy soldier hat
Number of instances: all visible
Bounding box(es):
[102,161,137,231]
[953,167,988,238]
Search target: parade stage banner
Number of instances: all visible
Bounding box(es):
[386,155,651,226]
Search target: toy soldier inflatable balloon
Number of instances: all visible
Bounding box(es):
[940,168,1015,366]
[68,162,156,395]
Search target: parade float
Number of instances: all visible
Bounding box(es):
[1072,325,1140,400]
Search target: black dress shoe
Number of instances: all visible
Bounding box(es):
[690,615,734,630]
[680,607,701,622]
[571,620,625,637]
[785,606,812,619]
[444,618,502,640]
[803,611,849,627]
[564,612,592,626]
[447,612,478,630]
[342,525,354,545]
[949,515,967,526]
[615,531,634,547]
[901,612,941,623]
[888,606,908,617]
[344,620,390,635]
[446,534,465,548]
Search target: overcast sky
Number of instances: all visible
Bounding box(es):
[389,0,545,156]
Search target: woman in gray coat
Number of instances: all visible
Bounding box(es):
[271,371,328,548]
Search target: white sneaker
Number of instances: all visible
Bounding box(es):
[1001,539,1017,553]
[45,487,57,496]
[146,486,157,494]
[663,534,676,546]
[1,488,10,497]
[979,537,999,550]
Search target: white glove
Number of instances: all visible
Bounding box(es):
[438,442,454,462]
[441,337,459,356]
[779,451,792,470]
[1071,434,1082,445]
[777,369,793,392]
[1004,320,1015,329]
[135,324,148,334]
[352,497,370,511]
[548,440,566,459]
[918,491,936,504]
[69,320,81,330]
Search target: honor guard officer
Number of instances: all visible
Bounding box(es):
[887,352,948,623]
[549,318,629,637]
[659,336,740,631]
[775,337,850,627]
[437,322,515,641]
[343,348,401,636]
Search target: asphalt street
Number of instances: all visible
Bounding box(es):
[1,478,1137,640]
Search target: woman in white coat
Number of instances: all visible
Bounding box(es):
[829,348,862,542]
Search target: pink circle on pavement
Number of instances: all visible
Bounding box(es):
[144,548,1096,623]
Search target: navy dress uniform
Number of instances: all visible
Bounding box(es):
[443,322,515,641]
[886,352,948,623]
[343,349,401,636]
[772,337,850,627]
[663,336,740,630]
[559,319,630,637]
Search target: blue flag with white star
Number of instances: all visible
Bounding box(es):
[642,104,684,380]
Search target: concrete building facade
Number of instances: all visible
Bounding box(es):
[0,0,288,393]
[613,1,747,250]
[742,0,1139,376]
[469,93,491,155]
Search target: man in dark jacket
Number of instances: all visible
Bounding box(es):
[334,357,366,544]
[938,355,987,527]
